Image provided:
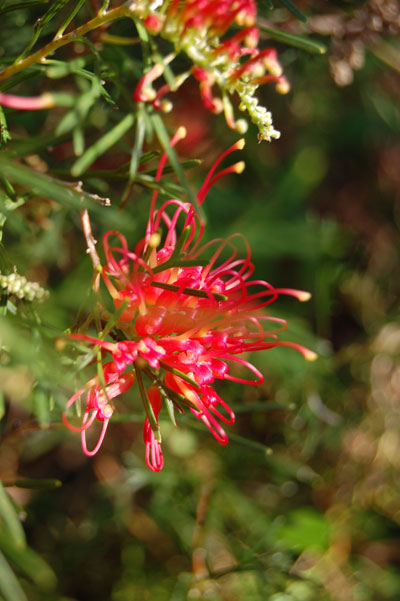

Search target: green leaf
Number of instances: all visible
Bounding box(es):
[72,124,85,157]
[129,109,146,181]
[55,78,103,137]
[32,389,50,428]
[0,156,109,213]
[259,25,326,54]
[45,57,87,78]
[0,551,28,601]
[0,0,47,16]
[150,113,202,214]
[277,0,307,22]
[17,0,71,60]
[2,479,62,490]
[0,176,16,202]
[71,113,135,176]
[0,107,11,148]
[55,0,87,38]
[0,482,26,549]
[0,531,57,589]
[164,396,177,427]
[275,508,331,551]
[9,131,68,156]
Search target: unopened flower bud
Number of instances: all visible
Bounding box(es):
[276,76,290,95]
[144,14,163,35]
[160,99,173,113]
[149,232,162,248]
[235,119,248,134]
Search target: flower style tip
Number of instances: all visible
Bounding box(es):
[297,291,312,302]
[278,342,318,362]
[233,161,246,174]
[276,76,291,95]
[276,288,312,302]
[176,125,187,140]
[304,349,318,362]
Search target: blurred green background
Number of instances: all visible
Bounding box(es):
[1,1,400,600]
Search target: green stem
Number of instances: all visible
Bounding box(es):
[0,2,144,82]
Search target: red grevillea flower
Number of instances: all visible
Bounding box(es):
[64,131,316,470]
[133,0,289,141]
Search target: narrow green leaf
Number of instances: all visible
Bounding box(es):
[0,0,47,16]
[9,130,69,156]
[0,482,26,549]
[224,432,274,455]
[55,0,87,38]
[45,57,86,78]
[72,125,85,157]
[71,113,135,176]
[134,19,153,70]
[55,79,103,137]
[150,113,202,214]
[129,110,146,181]
[0,156,108,213]
[0,107,11,148]
[164,396,177,427]
[259,25,326,54]
[2,479,61,490]
[32,389,50,428]
[0,176,16,201]
[0,550,28,601]
[277,0,307,22]
[17,0,70,60]
[51,92,77,107]
[0,531,57,589]
[185,419,273,454]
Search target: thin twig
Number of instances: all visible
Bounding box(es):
[80,208,101,293]
[0,3,141,82]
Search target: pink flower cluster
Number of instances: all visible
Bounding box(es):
[133,0,289,141]
[63,133,315,470]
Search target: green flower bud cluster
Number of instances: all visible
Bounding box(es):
[0,271,49,303]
